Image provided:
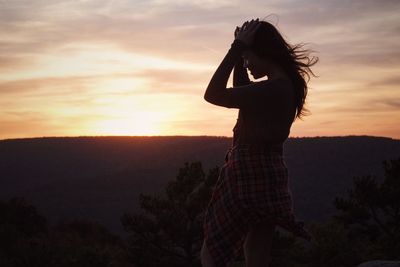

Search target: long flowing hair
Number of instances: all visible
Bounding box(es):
[249,20,319,121]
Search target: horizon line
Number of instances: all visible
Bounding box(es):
[1,134,398,142]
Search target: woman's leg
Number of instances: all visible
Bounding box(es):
[243,220,276,267]
[201,240,216,267]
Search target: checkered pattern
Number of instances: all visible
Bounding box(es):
[203,144,311,267]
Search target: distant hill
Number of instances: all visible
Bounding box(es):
[1,135,399,236]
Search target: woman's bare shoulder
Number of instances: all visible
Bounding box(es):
[256,78,294,95]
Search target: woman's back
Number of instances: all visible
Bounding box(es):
[232,78,296,146]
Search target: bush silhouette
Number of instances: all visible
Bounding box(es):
[333,157,400,259]
[0,198,132,267]
[121,161,219,267]
[305,157,400,266]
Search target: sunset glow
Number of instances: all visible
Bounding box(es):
[1,0,399,140]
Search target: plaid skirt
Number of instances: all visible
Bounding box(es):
[203,144,311,267]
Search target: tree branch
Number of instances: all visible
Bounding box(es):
[135,230,187,261]
[369,206,393,237]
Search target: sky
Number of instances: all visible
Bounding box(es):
[1,0,399,140]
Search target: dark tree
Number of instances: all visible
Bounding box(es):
[333,157,400,259]
[121,162,219,267]
[0,197,47,237]
[48,219,131,267]
[0,198,132,267]
[0,197,48,266]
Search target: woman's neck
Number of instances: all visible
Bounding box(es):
[264,62,290,81]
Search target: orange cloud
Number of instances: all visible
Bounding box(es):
[1,0,399,140]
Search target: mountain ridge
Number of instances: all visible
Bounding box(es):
[1,135,399,236]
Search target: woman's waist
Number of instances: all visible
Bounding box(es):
[233,128,289,146]
[225,142,284,162]
[232,143,283,153]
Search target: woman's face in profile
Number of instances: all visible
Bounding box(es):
[242,50,267,79]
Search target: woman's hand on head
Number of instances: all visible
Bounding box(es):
[234,25,240,38]
[235,18,261,46]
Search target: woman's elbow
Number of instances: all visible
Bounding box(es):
[204,91,217,104]
[203,92,209,102]
[204,93,230,107]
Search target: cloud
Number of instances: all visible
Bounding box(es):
[268,0,400,29]
[0,55,37,71]
[382,99,400,109]
[0,0,399,139]
[2,0,398,69]
[367,76,400,88]
[0,110,111,140]
[271,1,400,69]
[0,75,98,95]
[129,68,210,94]
[0,111,55,139]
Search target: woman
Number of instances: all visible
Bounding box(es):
[201,18,318,267]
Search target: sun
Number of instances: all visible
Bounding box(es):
[93,111,166,136]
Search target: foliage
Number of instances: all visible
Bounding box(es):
[303,221,374,267]
[0,198,132,267]
[2,156,399,266]
[333,157,400,259]
[269,231,309,267]
[260,157,400,267]
[121,161,219,267]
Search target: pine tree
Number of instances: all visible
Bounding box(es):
[334,157,400,259]
[121,162,219,267]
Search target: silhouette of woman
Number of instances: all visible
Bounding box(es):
[201,18,318,267]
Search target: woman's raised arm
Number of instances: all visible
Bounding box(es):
[204,19,260,106]
[233,25,252,87]
[203,39,247,106]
